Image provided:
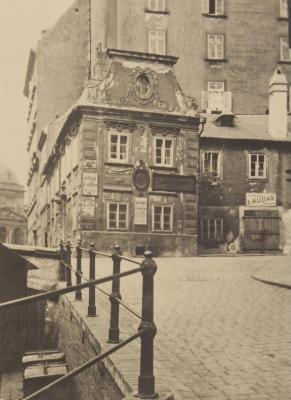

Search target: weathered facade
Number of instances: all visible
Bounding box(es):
[199,69,291,254]
[0,162,26,245]
[31,50,201,255]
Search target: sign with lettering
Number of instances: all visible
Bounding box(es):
[82,196,95,217]
[134,197,147,225]
[152,173,196,193]
[246,193,276,207]
[83,172,98,196]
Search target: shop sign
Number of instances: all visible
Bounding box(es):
[82,196,95,217]
[134,198,147,225]
[152,173,196,193]
[246,193,276,207]
[83,172,98,196]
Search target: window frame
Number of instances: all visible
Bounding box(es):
[108,132,129,163]
[152,204,173,232]
[280,0,288,18]
[153,136,175,167]
[280,36,291,62]
[248,153,267,180]
[148,30,166,55]
[200,217,224,241]
[106,202,129,231]
[148,0,166,12]
[202,0,225,16]
[206,33,225,60]
[201,151,222,178]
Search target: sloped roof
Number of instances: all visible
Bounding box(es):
[202,114,291,142]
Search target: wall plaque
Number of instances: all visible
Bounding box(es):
[246,193,276,207]
[152,173,196,193]
[134,198,147,225]
[83,172,98,196]
[82,196,95,217]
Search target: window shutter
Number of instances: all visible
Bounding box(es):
[216,0,224,14]
[223,91,232,112]
[149,0,156,10]
[201,0,209,13]
[157,31,166,54]
[148,31,156,53]
[158,0,166,11]
[201,91,208,111]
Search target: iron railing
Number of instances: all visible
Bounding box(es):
[0,241,158,399]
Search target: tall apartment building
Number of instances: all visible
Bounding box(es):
[24,0,291,252]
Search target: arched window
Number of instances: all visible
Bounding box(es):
[0,227,7,243]
[13,227,21,244]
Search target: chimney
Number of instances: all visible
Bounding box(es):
[268,68,288,138]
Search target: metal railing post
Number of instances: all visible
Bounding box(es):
[88,243,96,317]
[108,245,122,343]
[75,239,82,300]
[66,240,72,287]
[58,240,66,281]
[138,251,158,399]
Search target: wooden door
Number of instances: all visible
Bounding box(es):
[243,210,280,252]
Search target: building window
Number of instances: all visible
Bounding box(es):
[108,133,129,162]
[202,0,224,15]
[202,152,221,177]
[207,34,225,60]
[200,218,223,241]
[107,203,128,230]
[248,154,267,179]
[280,0,288,18]
[0,227,7,243]
[148,0,166,11]
[152,205,173,232]
[154,137,174,167]
[202,82,232,113]
[148,30,166,55]
[280,37,291,62]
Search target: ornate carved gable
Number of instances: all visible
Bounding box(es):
[0,207,26,222]
[81,49,191,115]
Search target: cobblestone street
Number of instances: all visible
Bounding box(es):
[73,255,291,400]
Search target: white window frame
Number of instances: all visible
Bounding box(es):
[200,218,224,241]
[207,34,225,60]
[108,132,129,163]
[202,151,221,177]
[280,37,291,62]
[106,202,128,230]
[148,30,166,55]
[148,0,166,11]
[248,153,267,179]
[152,205,173,232]
[280,0,288,18]
[202,0,224,15]
[153,137,174,167]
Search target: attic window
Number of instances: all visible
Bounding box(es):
[215,112,235,127]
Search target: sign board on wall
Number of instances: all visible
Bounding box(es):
[82,196,95,217]
[134,198,147,225]
[83,172,98,196]
[246,193,276,207]
[152,173,196,193]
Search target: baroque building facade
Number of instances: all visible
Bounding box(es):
[24,0,291,253]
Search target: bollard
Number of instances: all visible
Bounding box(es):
[66,240,72,287]
[58,240,66,281]
[108,245,122,343]
[138,251,158,399]
[88,243,96,317]
[75,239,82,301]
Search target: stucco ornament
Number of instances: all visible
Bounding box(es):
[132,160,151,191]
[121,68,158,105]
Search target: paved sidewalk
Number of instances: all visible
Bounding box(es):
[67,255,291,400]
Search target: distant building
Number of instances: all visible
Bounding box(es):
[0,162,26,245]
